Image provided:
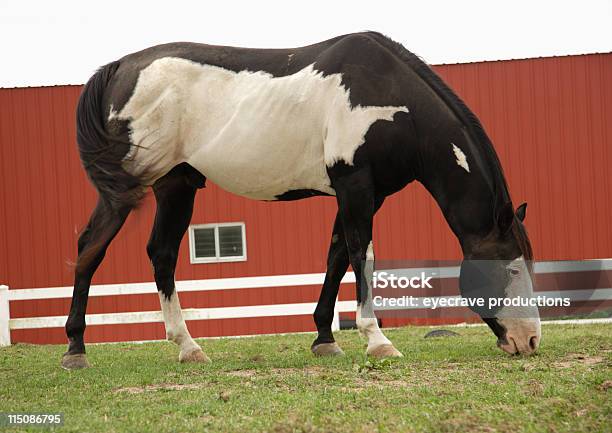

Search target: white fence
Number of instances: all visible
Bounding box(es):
[0,285,9,346]
[1,259,611,346]
[0,274,358,346]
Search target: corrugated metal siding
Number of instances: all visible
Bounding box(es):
[1,53,611,342]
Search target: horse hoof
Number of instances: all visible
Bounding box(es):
[367,344,403,358]
[179,347,211,363]
[311,342,344,357]
[61,353,91,370]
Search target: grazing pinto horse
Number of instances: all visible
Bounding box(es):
[62,32,541,369]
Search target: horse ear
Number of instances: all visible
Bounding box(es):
[515,202,527,222]
[496,202,514,234]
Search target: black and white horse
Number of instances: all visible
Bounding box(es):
[62,32,540,369]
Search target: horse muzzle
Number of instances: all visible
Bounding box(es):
[496,317,541,355]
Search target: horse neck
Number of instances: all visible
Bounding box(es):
[415,125,510,257]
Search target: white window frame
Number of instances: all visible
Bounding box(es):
[188,222,247,264]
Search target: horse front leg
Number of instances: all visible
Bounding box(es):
[332,167,402,358]
[312,194,386,356]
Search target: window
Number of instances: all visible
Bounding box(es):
[188,223,247,264]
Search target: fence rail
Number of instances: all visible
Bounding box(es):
[1,259,611,346]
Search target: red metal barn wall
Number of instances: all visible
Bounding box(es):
[1,53,611,343]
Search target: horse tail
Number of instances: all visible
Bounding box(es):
[75,61,144,273]
[77,61,144,211]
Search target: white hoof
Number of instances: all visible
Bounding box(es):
[367,344,403,358]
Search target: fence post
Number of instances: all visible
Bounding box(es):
[0,285,10,346]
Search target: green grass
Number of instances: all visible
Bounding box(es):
[1,324,610,433]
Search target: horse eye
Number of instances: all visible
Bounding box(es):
[509,268,520,276]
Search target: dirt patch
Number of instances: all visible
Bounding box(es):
[519,362,537,372]
[225,366,325,378]
[438,413,507,433]
[219,390,231,402]
[226,369,257,378]
[599,380,612,391]
[574,408,588,417]
[272,367,325,376]
[354,375,410,389]
[114,383,207,394]
[552,353,605,369]
[224,367,408,393]
[525,379,545,397]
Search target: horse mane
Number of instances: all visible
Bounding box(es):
[367,32,534,259]
[514,222,534,262]
[366,31,512,210]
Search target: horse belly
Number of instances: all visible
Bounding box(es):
[184,70,336,200]
[187,108,334,201]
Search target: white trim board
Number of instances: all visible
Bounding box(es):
[8,301,358,330]
[7,273,357,301]
[9,286,612,331]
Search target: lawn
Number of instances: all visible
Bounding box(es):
[0,323,610,433]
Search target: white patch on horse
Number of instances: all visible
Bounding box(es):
[158,292,199,353]
[113,58,408,199]
[366,240,374,261]
[107,104,118,121]
[451,143,470,173]
[356,241,393,350]
[498,256,537,314]
[356,304,392,350]
[496,256,542,354]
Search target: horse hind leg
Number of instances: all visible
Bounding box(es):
[62,199,133,369]
[147,164,209,363]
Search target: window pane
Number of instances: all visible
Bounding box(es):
[218,225,244,257]
[193,228,216,258]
